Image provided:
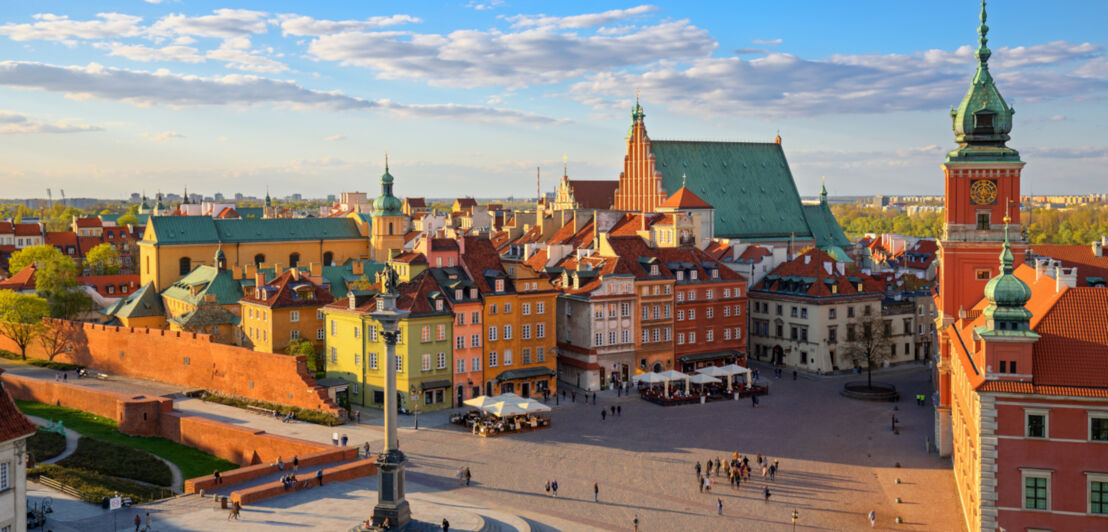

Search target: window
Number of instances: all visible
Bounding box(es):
[595,333,603,346]
[724,289,731,298]
[642,306,649,321]
[437,352,446,369]
[289,252,300,268]
[290,330,301,340]
[664,304,671,318]
[706,289,713,299]
[1091,475,1108,514]
[1025,410,1047,438]
[489,351,498,367]
[652,328,660,343]
[522,303,531,315]
[495,279,505,292]
[676,292,684,303]
[621,302,631,317]
[537,347,546,362]
[677,333,685,345]
[369,326,378,341]
[829,308,837,320]
[536,323,545,338]
[421,326,431,342]
[0,461,7,491]
[354,353,361,366]
[723,306,730,317]
[608,331,617,345]
[179,256,191,275]
[664,328,671,341]
[800,308,808,319]
[457,358,466,373]
[522,348,531,364]
[437,324,446,341]
[828,327,837,344]
[976,211,990,231]
[688,332,696,343]
[504,302,512,314]
[537,302,545,314]
[664,284,671,295]
[975,268,992,281]
[677,310,685,321]
[503,325,512,340]
[471,334,480,348]
[1022,471,1049,510]
[641,329,649,343]
[396,354,403,372]
[864,306,872,316]
[652,305,660,320]
[489,326,498,341]
[688,309,696,320]
[503,350,512,366]
[706,307,714,319]
[724,329,731,340]
[317,329,325,340]
[472,311,481,323]
[1092,414,1108,441]
[330,347,337,363]
[489,304,497,315]
[290,310,300,322]
[422,353,432,371]
[687,290,696,301]
[847,306,855,318]
[456,336,465,349]
[317,310,325,321]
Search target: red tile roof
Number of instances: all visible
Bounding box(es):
[1029,285,1108,388]
[566,180,618,210]
[0,370,37,442]
[77,236,104,256]
[391,252,427,264]
[459,236,506,294]
[405,197,426,209]
[738,245,772,262]
[403,231,421,244]
[14,223,41,237]
[455,198,478,209]
[1029,243,1108,286]
[240,270,334,308]
[0,222,12,233]
[77,274,141,298]
[74,217,102,228]
[658,186,713,209]
[0,265,36,291]
[215,207,240,218]
[45,231,80,254]
[754,248,883,297]
[429,238,459,251]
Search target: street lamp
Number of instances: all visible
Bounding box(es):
[409,385,420,430]
[792,509,798,531]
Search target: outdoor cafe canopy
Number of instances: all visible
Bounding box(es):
[632,372,669,385]
[464,393,549,418]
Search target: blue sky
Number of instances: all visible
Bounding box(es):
[0,1,1105,200]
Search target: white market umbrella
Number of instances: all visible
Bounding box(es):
[463,395,498,409]
[517,398,552,413]
[688,373,721,384]
[657,370,689,397]
[696,366,729,377]
[633,372,668,384]
[485,401,529,418]
[718,363,751,391]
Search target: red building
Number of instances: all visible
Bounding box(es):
[936,4,1108,531]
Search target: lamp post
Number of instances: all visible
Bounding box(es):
[370,265,411,529]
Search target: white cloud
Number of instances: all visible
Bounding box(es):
[506,5,658,29]
[0,61,567,124]
[0,13,144,41]
[144,0,165,4]
[570,41,1108,118]
[277,14,421,36]
[95,42,204,63]
[0,110,103,134]
[752,38,782,46]
[142,131,184,142]
[466,0,504,11]
[307,20,715,88]
[205,37,288,73]
[324,134,346,142]
[150,9,268,39]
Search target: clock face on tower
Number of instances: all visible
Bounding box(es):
[969,179,998,205]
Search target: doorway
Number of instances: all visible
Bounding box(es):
[521,382,531,398]
[457,385,464,406]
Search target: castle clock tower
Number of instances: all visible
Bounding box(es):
[935,0,1026,457]
[370,158,406,262]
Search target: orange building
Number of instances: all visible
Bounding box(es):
[238,268,334,353]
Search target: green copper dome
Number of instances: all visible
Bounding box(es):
[947,1,1020,163]
[372,160,402,217]
[982,218,1032,329]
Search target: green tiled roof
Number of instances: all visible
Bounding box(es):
[161,265,246,306]
[320,260,384,298]
[237,207,264,219]
[99,213,150,226]
[802,202,852,250]
[148,216,363,245]
[651,141,813,240]
[103,282,164,319]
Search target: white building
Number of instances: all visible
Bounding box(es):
[0,370,37,532]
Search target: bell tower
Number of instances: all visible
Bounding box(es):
[371,157,406,262]
[935,0,1026,457]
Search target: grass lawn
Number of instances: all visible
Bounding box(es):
[16,400,237,480]
[59,437,173,487]
[30,464,172,504]
[26,430,67,461]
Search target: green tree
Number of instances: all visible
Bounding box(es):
[0,291,49,359]
[38,319,75,361]
[842,313,895,390]
[286,338,322,375]
[8,244,91,319]
[117,214,139,227]
[84,243,121,275]
[8,244,70,275]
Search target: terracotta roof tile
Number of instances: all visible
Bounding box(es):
[240,270,335,308]
[14,223,40,237]
[658,186,712,209]
[74,217,102,228]
[1029,244,1108,286]
[0,265,35,290]
[0,371,37,442]
[754,248,881,297]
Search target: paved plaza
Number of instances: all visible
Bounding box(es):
[7,360,965,531]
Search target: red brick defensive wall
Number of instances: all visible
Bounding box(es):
[0,319,343,416]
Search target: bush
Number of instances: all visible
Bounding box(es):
[199,392,343,426]
[0,349,83,371]
[29,464,172,504]
[27,430,67,461]
[58,437,172,487]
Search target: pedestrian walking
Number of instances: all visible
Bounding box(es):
[593,482,599,503]
[868,510,876,527]
[332,432,339,445]
[774,458,779,472]
[610,405,615,416]
[442,518,450,532]
[762,464,768,480]
[341,433,349,446]
[214,469,222,484]
[592,392,596,405]
[464,466,471,486]
[633,514,639,532]
[752,394,759,408]
[696,461,702,477]
[717,497,723,515]
[601,409,606,421]
[715,457,721,476]
[552,479,558,497]
[293,456,299,474]
[764,487,771,502]
[134,513,141,531]
[63,372,67,382]
[316,468,324,486]
[145,512,151,530]
[770,464,776,481]
[545,480,551,496]
[571,391,576,402]
[703,476,711,493]
[792,370,797,380]
[356,409,361,423]
[698,474,703,492]
[757,453,762,464]
[364,441,371,458]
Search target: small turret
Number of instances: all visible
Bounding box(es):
[982,215,1033,331]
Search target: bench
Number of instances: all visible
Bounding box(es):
[94,372,110,380]
[246,405,277,416]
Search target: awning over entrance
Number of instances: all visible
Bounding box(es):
[495,367,556,382]
[316,377,350,392]
[420,379,453,391]
[677,350,744,364]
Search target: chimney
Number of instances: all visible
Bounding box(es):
[1094,239,1104,258]
[1056,265,1077,292]
[245,263,257,279]
[348,291,356,310]
[352,261,364,275]
[310,262,322,276]
[1035,258,1048,281]
[290,268,300,281]
[592,210,599,246]
[640,214,646,232]
[255,273,266,290]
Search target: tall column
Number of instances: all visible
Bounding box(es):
[370,268,411,529]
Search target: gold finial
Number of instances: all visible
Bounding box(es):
[1003,199,1011,224]
[635,88,640,103]
[384,151,389,171]
[562,154,568,177]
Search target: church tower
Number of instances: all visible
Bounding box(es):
[612,95,667,212]
[935,0,1026,456]
[370,158,406,262]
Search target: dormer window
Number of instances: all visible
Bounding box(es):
[691,270,698,280]
[495,279,505,292]
[455,289,463,300]
[469,288,477,299]
[435,300,444,311]
[711,269,719,279]
[676,270,684,281]
[650,265,659,276]
[973,111,994,132]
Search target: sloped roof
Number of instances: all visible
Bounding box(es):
[460,236,512,295]
[103,282,165,318]
[405,197,426,208]
[753,248,883,298]
[802,201,853,250]
[0,265,35,291]
[567,180,618,210]
[658,186,712,209]
[75,217,102,228]
[650,140,812,240]
[78,274,140,298]
[319,260,384,299]
[147,216,363,245]
[0,370,36,442]
[161,266,246,306]
[14,223,41,236]
[45,231,79,253]
[1029,244,1108,287]
[455,198,478,209]
[240,270,334,309]
[214,207,240,219]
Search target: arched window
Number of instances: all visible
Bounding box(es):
[254,254,266,266]
[323,251,334,266]
[178,257,191,275]
[388,222,394,235]
[289,252,300,268]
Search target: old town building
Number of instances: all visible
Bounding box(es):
[0,371,36,532]
[238,267,334,354]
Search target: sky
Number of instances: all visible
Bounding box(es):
[0,1,1105,201]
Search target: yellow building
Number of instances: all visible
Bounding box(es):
[139,216,370,291]
[238,268,334,353]
[101,282,167,329]
[322,271,455,412]
[159,250,243,344]
[370,162,408,262]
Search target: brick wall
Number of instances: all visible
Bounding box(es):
[184,447,356,493]
[0,374,169,436]
[0,319,343,416]
[229,458,377,506]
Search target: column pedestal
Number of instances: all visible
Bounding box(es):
[371,449,411,528]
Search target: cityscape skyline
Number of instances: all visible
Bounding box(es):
[0,1,1105,199]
